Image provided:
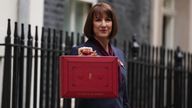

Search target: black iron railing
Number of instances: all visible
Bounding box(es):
[0,19,84,108]
[127,39,192,108]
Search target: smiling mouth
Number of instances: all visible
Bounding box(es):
[100,30,107,32]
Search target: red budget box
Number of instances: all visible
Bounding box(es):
[60,56,119,98]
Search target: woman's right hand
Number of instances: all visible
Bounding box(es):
[78,47,98,56]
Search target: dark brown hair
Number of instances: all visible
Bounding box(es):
[84,2,118,39]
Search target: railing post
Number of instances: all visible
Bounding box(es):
[63,31,72,108]
[70,32,74,48]
[159,46,165,108]
[12,22,21,108]
[1,19,12,108]
[174,46,183,108]
[174,47,183,68]
[51,29,58,108]
[76,33,80,46]
[39,27,45,108]
[58,30,63,108]
[166,50,174,108]
[18,23,25,108]
[128,34,140,108]
[65,31,71,55]
[46,28,51,108]
[33,26,38,108]
[81,34,85,44]
[25,24,33,108]
[59,30,63,55]
[187,53,192,108]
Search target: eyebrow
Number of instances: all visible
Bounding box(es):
[94,14,111,18]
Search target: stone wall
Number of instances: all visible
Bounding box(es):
[43,0,66,30]
[99,0,151,47]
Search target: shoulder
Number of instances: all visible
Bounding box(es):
[112,46,125,63]
[113,47,124,55]
[112,46,128,79]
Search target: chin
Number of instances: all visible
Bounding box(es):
[98,36,109,39]
[99,34,110,38]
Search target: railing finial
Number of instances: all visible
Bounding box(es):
[174,46,183,68]
[131,33,140,59]
[7,19,11,36]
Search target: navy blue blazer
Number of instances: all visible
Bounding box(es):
[70,39,129,108]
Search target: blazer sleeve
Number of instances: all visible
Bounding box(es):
[122,74,130,108]
[115,48,130,108]
[70,47,78,55]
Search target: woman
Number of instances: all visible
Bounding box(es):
[71,2,129,108]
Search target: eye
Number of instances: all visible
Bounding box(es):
[95,18,102,21]
[105,18,112,22]
[94,16,102,21]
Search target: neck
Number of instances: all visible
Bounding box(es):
[94,37,110,53]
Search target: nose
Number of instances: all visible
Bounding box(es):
[101,20,107,26]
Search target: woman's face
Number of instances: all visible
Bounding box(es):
[93,13,112,39]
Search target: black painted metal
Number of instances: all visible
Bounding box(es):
[45,28,51,108]
[39,27,45,108]
[33,26,38,108]
[1,19,12,108]
[12,22,20,108]
[18,23,25,108]
[25,25,33,108]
